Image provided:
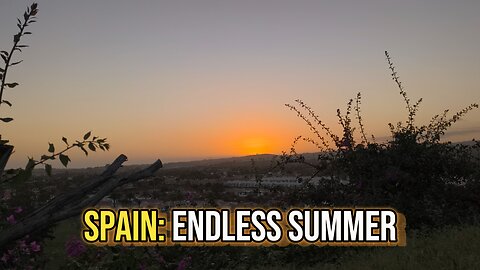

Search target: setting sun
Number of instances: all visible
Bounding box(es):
[1,1,480,268]
[240,137,271,155]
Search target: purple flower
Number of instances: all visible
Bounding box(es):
[65,237,86,257]
[6,214,16,224]
[30,241,41,252]
[1,253,9,263]
[176,256,191,270]
[155,254,166,265]
[18,240,27,248]
[14,207,23,214]
[2,190,12,201]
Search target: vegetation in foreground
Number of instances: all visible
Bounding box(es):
[253,225,480,270]
[1,2,479,270]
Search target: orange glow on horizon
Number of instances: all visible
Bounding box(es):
[238,137,273,155]
[212,117,286,157]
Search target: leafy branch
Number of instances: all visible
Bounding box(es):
[385,51,422,129]
[385,51,478,143]
[1,132,109,184]
[0,2,38,117]
[32,131,110,175]
[355,92,369,145]
[0,4,112,181]
[0,3,164,251]
[287,51,479,157]
[285,100,338,150]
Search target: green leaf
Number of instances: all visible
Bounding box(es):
[62,137,69,146]
[10,166,33,182]
[104,144,110,151]
[45,164,52,176]
[80,146,88,156]
[83,131,91,140]
[0,118,14,122]
[13,33,21,43]
[48,143,55,153]
[59,154,70,167]
[6,83,19,88]
[26,158,36,171]
[88,142,96,152]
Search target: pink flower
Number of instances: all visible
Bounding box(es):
[2,190,12,201]
[14,207,23,214]
[30,241,41,252]
[18,240,28,250]
[65,237,86,257]
[155,254,166,265]
[176,256,191,270]
[6,214,16,224]
[1,253,9,263]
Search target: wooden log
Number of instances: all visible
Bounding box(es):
[0,155,163,249]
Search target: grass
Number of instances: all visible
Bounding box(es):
[40,219,480,269]
[42,218,81,269]
[258,224,480,270]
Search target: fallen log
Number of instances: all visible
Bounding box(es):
[0,154,163,249]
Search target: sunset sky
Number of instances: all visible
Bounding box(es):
[1,0,479,168]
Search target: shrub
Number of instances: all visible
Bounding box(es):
[284,51,480,229]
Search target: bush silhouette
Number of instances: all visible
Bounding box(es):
[284,51,480,229]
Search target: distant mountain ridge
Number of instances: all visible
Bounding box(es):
[34,140,477,173]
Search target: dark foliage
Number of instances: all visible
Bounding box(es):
[284,51,480,229]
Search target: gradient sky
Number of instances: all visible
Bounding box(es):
[1,0,479,168]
